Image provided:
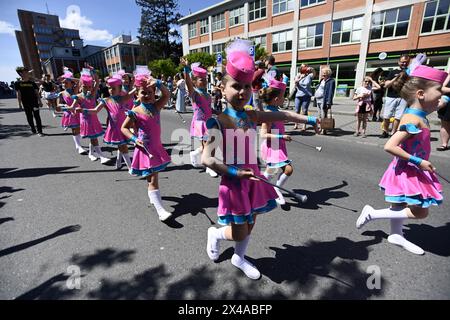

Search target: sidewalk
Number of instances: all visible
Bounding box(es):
[302,97,450,160]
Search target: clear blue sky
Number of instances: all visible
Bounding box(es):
[0,0,219,82]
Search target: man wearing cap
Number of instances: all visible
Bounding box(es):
[15,67,44,136]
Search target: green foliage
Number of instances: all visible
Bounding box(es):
[148,58,177,78]
[184,52,216,69]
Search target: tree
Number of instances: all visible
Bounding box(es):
[136,0,182,61]
[183,52,216,69]
[148,58,177,78]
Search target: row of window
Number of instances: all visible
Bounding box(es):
[188,0,450,39]
[189,0,326,37]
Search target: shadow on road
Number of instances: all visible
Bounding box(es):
[0,225,81,258]
[253,235,385,299]
[363,222,450,257]
[0,186,25,209]
[0,124,34,139]
[282,180,353,213]
[162,193,218,226]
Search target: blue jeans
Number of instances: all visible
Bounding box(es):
[295,95,311,115]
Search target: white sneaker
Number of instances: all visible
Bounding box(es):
[356,205,373,229]
[100,156,111,164]
[157,208,172,222]
[275,187,285,205]
[387,234,425,255]
[231,254,261,280]
[190,150,203,168]
[207,227,220,261]
[206,167,219,178]
[77,146,88,155]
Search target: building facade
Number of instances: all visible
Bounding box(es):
[179,0,450,95]
[15,9,82,79]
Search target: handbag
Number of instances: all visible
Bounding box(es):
[320,107,335,130]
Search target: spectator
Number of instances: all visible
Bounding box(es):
[294,64,316,130]
[40,74,58,117]
[379,54,410,138]
[15,66,44,136]
[252,60,265,111]
[370,67,385,122]
[166,76,174,108]
[98,78,110,98]
[212,72,224,113]
[437,73,450,151]
[265,55,282,81]
[315,67,335,135]
[353,76,381,137]
[174,73,187,113]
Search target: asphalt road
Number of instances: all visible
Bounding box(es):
[1,98,449,300]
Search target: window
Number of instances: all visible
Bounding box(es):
[249,0,267,21]
[212,13,225,31]
[421,0,450,34]
[212,43,225,53]
[200,18,209,35]
[249,35,267,49]
[332,16,363,44]
[300,0,325,7]
[229,7,244,26]
[188,22,197,38]
[200,47,210,53]
[272,0,294,15]
[371,6,411,40]
[190,48,199,54]
[272,29,293,52]
[299,23,323,49]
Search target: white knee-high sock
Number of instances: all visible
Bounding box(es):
[122,152,132,169]
[207,226,228,261]
[390,218,405,235]
[231,235,261,280]
[368,207,409,220]
[72,135,81,148]
[276,173,289,188]
[234,235,250,258]
[357,206,409,229]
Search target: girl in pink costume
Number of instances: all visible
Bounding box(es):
[57,69,87,155]
[202,39,319,280]
[180,58,217,177]
[356,65,448,255]
[86,74,136,170]
[71,68,110,164]
[121,76,172,222]
[260,78,314,205]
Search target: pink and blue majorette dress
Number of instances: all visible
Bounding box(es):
[60,90,80,129]
[379,108,443,208]
[101,96,132,145]
[260,105,292,169]
[207,106,278,225]
[190,88,212,141]
[75,93,104,139]
[127,103,171,177]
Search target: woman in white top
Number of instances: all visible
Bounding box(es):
[175,73,187,113]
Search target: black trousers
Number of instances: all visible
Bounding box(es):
[23,105,42,133]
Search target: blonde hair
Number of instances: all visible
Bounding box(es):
[322,67,332,76]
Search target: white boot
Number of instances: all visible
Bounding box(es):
[88,144,98,161]
[122,152,132,170]
[275,173,289,205]
[148,189,172,221]
[94,146,111,164]
[190,148,203,168]
[73,135,87,155]
[206,167,219,178]
[115,150,123,169]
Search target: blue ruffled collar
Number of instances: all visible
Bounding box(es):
[223,106,247,119]
[264,105,279,112]
[404,108,427,119]
[141,102,156,114]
